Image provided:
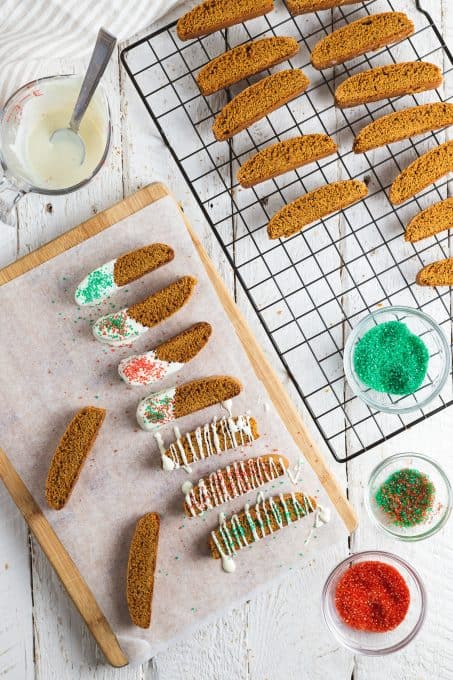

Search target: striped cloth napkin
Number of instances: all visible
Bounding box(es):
[0,0,185,104]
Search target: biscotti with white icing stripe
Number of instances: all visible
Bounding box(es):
[416,258,453,286]
[126,512,160,629]
[177,0,274,41]
[184,454,289,516]
[389,140,453,205]
[311,12,414,70]
[119,322,212,387]
[159,414,259,470]
[92,276,197,346]
[75,244,174,306]
[268,179,368,239]
[213,69,310,141]
[287,0,363,14]
[335,62,443,109]
[137,376,242,432]
[197,37,299,95]
[353,103,453,153]
[405,198,453,243]
[237,134,337,188]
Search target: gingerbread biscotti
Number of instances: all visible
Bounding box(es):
[75,244,174,306]
[405,198,453,243]
[209,491,318,571]
[45,406,106,510]
[311,12,414,70]
[119,322,212,387]
[92,276,197,346]
[353,103,453,153]
[184,454,289,516]
[287,0,363,14]
[157,414,259,471]
[416,258,453,286]
[137,376,242,431]
[335,62,443,108]
[268,179,368,239]
[237,134,337,187]
[389,140,453,205]
[197,36,299,95]
[177,0,274,41]
[212,69,310,141]
[126,512,160,629]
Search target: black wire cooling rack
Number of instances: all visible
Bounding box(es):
[121,0,453,462]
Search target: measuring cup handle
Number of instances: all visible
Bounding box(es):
[0,176,24,226]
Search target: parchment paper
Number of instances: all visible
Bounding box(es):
[0,194,343,663]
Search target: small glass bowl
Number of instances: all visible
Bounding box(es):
[366,452,452,541]
[322,551,426,655]
[344,306,451,414]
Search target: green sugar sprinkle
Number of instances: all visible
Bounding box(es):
[375,467,435,527]
[353,321,429,395]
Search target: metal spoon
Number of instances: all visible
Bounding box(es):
[50,28,116,165]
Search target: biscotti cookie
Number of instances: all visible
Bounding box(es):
[268,179,368,239]
[213,69,310,141]
[197,36,299,95]
[45,406,106,510]
[119,322,212,387]
[92,276,197,347]
[184,454,289,516]
[177,0,274,41]
[237,134,337,187]
[335,62,443,108]
[416,258,453,286]
[389,140,453,205]
[287,0,363,14]
[126,512,160,629]
[311,12,414,70]
[157,414,259,471]
[75,244,174,306]
[137,376,242,431]
[209,491,320,572]
[353,103,453,153]
[405,198,453,243]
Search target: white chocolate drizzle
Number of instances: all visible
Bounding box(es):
[158,414,256,472]
[185,455,287,517]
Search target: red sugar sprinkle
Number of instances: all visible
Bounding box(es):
[335,561,410,632]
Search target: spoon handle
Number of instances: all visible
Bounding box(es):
[69,28,117,133]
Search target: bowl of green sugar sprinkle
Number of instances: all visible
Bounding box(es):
[344,306,451,414]
[366,453,452,541]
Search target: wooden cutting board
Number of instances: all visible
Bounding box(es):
[0,183,356,667]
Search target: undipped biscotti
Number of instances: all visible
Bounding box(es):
[75,244,174,306]
[177,0,274,41]
[126,512,160,629]
[197,36,299,95]
[92,276,197,346]
[237,134,337,187]
[268,179,368,239]
[353,103,453,153]
[159,414,260,470]
[311,12,414,70]
[405,198,453,243]
[389,140,453,205]
[335,62,443,108]
[119,322,212,386]
[45,406,106,510]
[137,376,242,431]
[212,69,310,141]
[184,454,289,516]
[416,258,453,286]
[287,0,364,14]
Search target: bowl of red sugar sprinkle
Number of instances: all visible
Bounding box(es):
[322,551,426,655]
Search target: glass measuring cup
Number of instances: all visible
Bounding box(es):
[0,74,111,224]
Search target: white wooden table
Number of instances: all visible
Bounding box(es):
[1,2,453,678]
